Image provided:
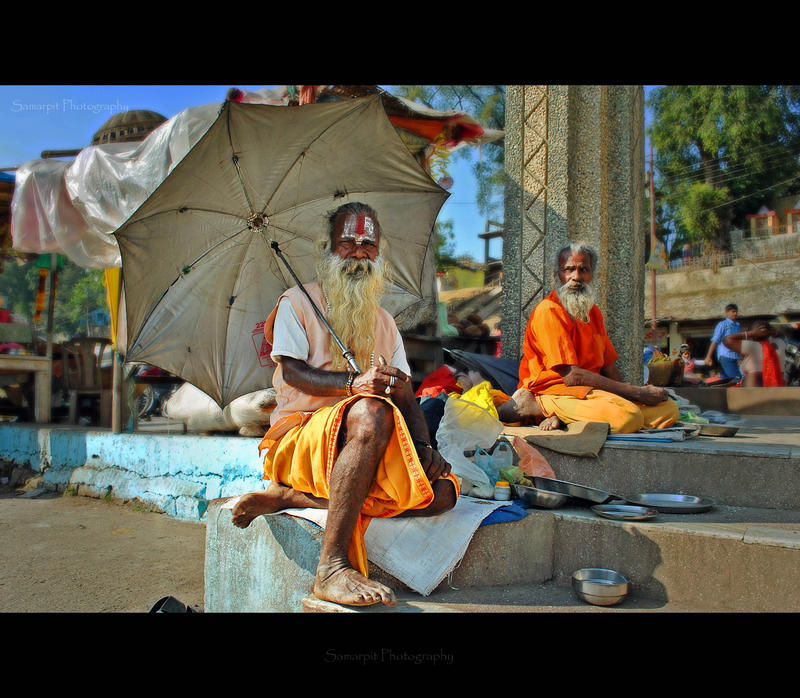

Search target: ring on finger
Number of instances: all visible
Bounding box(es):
[389,375,396,387]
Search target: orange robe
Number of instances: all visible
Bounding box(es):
[518,291,677,433]
[519,290,618,397]
[260,284,460,577]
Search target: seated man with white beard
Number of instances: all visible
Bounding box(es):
[503,243,678,434]
[231,202,459,608]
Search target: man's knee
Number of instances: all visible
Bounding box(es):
[604,401,644,434]
[344,396,394,439]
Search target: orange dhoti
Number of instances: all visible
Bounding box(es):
[536,389,679,434]
[259,394,460,578]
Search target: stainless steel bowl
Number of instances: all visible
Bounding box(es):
[512,482,569,509]
[571,568,629,606]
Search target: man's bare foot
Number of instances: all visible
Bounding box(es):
[314,562,397,607]
[538,415,561,431]
[231,483,287,528]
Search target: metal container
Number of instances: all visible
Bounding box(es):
[512,482,568,509]
[591,504,658,521]
[571,568,629,606]
[625,493,714,514]
[532,477,622,505]
[677,420,739,437]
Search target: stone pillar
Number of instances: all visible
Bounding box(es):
[502,85,646,383]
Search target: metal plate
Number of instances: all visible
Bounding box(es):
[532,477,621,504]
[591,504,658,521]
[625,493,714,513]
[678,421,739,437]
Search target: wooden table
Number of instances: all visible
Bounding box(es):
[0,354,52,423]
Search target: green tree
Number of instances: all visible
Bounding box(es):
[648,85,800,253]
[0,257,108,340]
[392,85,505,220]
[434,219,457,270]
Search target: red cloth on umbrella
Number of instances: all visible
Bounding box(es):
[388,115,484,148]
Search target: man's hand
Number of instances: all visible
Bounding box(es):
[749,324,776,341]
[415,440,452,482]
[638,384,669,405]
[351,359,409,397]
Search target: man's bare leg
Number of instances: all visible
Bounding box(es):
[231,483,327,529]
[313,397,398,607]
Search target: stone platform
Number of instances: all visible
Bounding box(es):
[3,414,798,613]
[204,415,800,613]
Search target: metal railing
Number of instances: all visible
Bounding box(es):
[660,228,800,273]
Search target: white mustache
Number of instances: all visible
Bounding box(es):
[562,281,588,293]
[341,257,373,275]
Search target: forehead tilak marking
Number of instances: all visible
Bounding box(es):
[340,213,377,242]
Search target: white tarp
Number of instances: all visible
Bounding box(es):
[10,102,221,269]
[10,90,504,271]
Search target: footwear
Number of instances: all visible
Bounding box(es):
[149,595,202,613]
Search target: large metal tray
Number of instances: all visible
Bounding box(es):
[624,493,714,513]
[532,477,622,505]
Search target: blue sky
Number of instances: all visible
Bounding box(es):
[0,84,496,261]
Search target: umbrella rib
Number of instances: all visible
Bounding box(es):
[117,206,246,230]
[259,99,372,215]
[128,226,250,354]
[226,103,258,218]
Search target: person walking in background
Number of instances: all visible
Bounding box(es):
[722,320,787,387]
[705,303,742,382]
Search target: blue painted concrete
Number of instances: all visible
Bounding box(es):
[0,424,266,521]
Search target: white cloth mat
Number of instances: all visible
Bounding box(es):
[221,494,507,596]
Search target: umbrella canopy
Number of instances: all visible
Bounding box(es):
[114,95,449,407]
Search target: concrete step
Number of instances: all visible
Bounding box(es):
[527,416,800,512]
[204,498,800,613]
[300,582,707,613]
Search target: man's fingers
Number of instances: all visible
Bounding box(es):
[376,354,387,366]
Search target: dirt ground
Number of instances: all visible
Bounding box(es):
[0,481,207,613]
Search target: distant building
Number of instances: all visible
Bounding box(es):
[646,195,800,358]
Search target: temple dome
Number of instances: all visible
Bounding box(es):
[91,110,167,145]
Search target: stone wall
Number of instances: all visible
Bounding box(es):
[645,256,800,323]
[0,424,266,520]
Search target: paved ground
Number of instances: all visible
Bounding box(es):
[0,485,206,613]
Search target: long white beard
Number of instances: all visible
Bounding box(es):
[556,280,596,323]
[316,250,388,371]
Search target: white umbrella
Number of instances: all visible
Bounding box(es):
[113,95,449,407]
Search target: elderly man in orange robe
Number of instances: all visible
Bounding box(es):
[502,243,678,434]
[230,202,459,608]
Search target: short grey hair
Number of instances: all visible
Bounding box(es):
[553,242,599,281]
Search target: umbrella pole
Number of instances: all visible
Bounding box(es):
[269,241,362,374]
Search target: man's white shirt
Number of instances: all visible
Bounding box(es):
[270,299,411,375]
